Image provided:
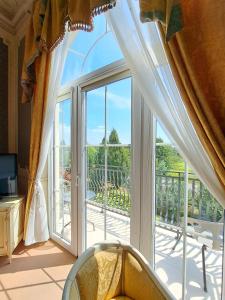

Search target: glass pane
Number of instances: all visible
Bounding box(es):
[85,80,132,248]
[61,52,83,86]
[54,99,72,243]
[86,86,105,145]
[86,146,105,248]
[61,14,124,86]
[186,175,224,299]
[155,121,185,299]
[106,146,131,243]
[72,14,107,55]
[82,32,123,75]
[107,78,132,144]
[155,120,224,299]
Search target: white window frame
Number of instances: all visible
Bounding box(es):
[76,61,141,255]
[48,88,78,255]
[49,59,155,258]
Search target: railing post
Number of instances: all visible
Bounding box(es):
[199,181,203,219]
[191,179,195,217]
[177,172,181,226]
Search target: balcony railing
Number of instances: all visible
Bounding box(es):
[87,165,131,216]
[86,165,223,223]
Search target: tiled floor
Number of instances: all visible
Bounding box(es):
[0,240,75,300]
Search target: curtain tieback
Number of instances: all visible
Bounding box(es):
[28,178,42,199]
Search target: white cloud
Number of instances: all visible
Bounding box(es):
[107,92,131,109]
[90,89,131,109]
[89,125,105,134]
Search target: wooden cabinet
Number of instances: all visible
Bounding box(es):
[0,197,24,262]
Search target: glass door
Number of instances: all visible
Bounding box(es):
[83,77,132,248]
[154,120,224,300]
[52,97,73,247]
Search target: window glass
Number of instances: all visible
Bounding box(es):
[154,120,224,300]
[85,78,132,248]
[61,14,123,86]
[53,99,72,243]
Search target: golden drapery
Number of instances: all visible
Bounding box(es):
[160,0,225,193]
[24,51,51,238]
[22,0,183,239]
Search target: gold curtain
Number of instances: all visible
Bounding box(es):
[24,51,51,237]
[160,0,225,192]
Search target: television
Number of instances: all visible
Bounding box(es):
[0,154,17,198]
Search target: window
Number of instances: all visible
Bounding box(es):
[154,121,224,299]
[51,14,139,255]
[53,98,72,243]
[50,12,225,300]
[84,77,132,248]
[61,14,123,86]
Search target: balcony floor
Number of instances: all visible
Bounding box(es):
[86,205,223,300]
[58,204,223,299]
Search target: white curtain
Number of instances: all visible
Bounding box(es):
[24,32,71,245]
[107,0,225,207]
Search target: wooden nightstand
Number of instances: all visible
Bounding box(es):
[0,196,25,263]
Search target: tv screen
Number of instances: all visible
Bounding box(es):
[0,154,17,197]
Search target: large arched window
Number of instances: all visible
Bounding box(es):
[61,14,123,86]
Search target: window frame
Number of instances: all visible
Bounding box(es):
[48,88,76,254]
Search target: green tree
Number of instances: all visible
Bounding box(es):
[95,137,106,166]
[87,147,97,168]
[108,129,130,171]
[156,137,183,173]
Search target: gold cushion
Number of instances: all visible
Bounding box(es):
[73,246,167,300]
[124,252,166,300]
[76,249,122,300]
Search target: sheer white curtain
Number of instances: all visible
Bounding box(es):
[107,0,225,207]
[24,32,71,245]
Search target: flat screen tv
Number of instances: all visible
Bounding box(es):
[0,154,17,198]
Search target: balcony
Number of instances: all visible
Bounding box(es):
[59,165,224,299]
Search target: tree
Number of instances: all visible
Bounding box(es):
[87,147,97,168]
[155,137,183,173]
[107,129,130,172]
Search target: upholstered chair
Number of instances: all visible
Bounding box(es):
[62,242,174,300]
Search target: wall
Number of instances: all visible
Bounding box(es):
[17,37,31,194]
[0,18,31,196]
[0,38,8,152]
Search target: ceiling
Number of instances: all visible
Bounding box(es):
[0,0,33,34]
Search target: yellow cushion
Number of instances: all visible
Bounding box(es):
[124,252,166,300]
[76,249,122,300]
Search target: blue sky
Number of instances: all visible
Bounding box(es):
[59,14,171,146]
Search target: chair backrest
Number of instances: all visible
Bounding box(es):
[187,217,223,250]
[62,242,175,300]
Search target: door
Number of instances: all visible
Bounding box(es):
[79,76,133,250]
[51,94,74,252]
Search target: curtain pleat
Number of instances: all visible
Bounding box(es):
[160,0,225,193]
